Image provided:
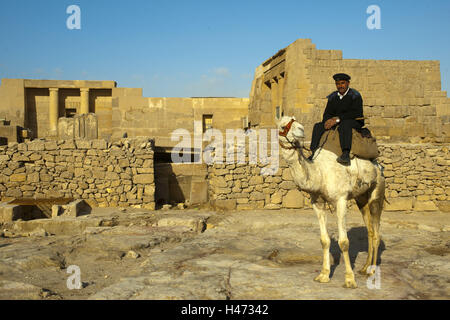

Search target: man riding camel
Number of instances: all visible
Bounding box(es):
[309,73,364,165]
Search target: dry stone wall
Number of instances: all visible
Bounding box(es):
[207,143,450,212]
[0,138,155,209]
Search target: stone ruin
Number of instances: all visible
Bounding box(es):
[0,38,448,217]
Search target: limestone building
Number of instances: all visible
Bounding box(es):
[0,78,249,145]
[248,39,450,143]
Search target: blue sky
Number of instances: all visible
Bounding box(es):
[0,0,449,97]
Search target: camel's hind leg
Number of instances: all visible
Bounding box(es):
[357,182,384,276]
[312,197,331,283]
[356,194,374,275]
[368,196,383,275]
[336,197,357,288]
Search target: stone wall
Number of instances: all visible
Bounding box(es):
[207,143,450,212]
[0,138,155,209]
[111,90,249,147]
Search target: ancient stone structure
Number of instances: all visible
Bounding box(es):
[0,38,448,211]
[248,39,450,143]
[0,79,116,141]
[207,142,449,212]
[0,79,249,144]
[0,138,155,212]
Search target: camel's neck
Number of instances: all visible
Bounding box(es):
[283,148,319,194]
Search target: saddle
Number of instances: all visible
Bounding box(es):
[318,126,380,160]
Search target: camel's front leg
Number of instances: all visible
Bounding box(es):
[336,197,357,288]
[312,202,331,283]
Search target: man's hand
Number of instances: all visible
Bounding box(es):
[324,117,339,130]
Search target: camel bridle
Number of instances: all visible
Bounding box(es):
[278,118,299,150]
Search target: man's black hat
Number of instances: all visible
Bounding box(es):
[333,73,351,81]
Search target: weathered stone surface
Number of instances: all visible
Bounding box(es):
[385,197,414,211]
[157,216,206,233]
[0,204,23,222]
[10,173,27,182]
[212,199,236,210]
[0,138,154,209]
[282,189,304,208]
[414,201,439,211]
[133,174,154,184]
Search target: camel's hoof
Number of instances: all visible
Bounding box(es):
[343,278,357,289]
[360,266,377,277]
[314,273,330,283]
[358,268,368,275]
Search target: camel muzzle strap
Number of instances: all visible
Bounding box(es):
[278,118,295,137]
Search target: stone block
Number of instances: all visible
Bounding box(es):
[282,169,294,181]
[414,201,439,212]
[28,140,45,151]
[190,181,207,205]
[10,173,27,182]
[384,197,413,211]
[271,190,283,204]
[75,140,92,149]
[236,203,256,210]
[52,200,92,218]
[0,203,23,222]
[92,140,107,150]
[282,189,304,208]
[133,174,154,184]
[248,176,263,185]
[280,181,297,190]
[212,199,236,211]
[436,201,450,212]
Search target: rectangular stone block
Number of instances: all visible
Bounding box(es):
[384,197,413,211]
[52,200,92,218]
[190,181,207,205]
[212,199,236,211]
[133,174,154,184]
[0,203,23,222]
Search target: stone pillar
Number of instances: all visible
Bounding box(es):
[80,88,90,114]
[49,88,59,136]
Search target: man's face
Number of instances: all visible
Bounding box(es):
[335,80,349,94]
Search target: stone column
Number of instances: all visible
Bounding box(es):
[80,88,90,114]
[49,88,59,136]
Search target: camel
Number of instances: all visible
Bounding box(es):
[276,115,385,288]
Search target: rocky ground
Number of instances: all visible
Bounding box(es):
[0,207,449,300]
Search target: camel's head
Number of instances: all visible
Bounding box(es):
[276,115,305,144]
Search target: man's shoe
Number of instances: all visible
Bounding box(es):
[337,151,351,165]
[307,151,315,161]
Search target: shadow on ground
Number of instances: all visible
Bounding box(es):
[329,227,386,278]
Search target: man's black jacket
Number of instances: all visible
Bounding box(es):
[322,88,364,126]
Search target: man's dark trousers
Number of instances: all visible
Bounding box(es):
[310,119,363,153]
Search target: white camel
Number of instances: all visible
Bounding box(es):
[276,115,385,288]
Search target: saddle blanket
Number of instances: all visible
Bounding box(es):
[318,127,380,160]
